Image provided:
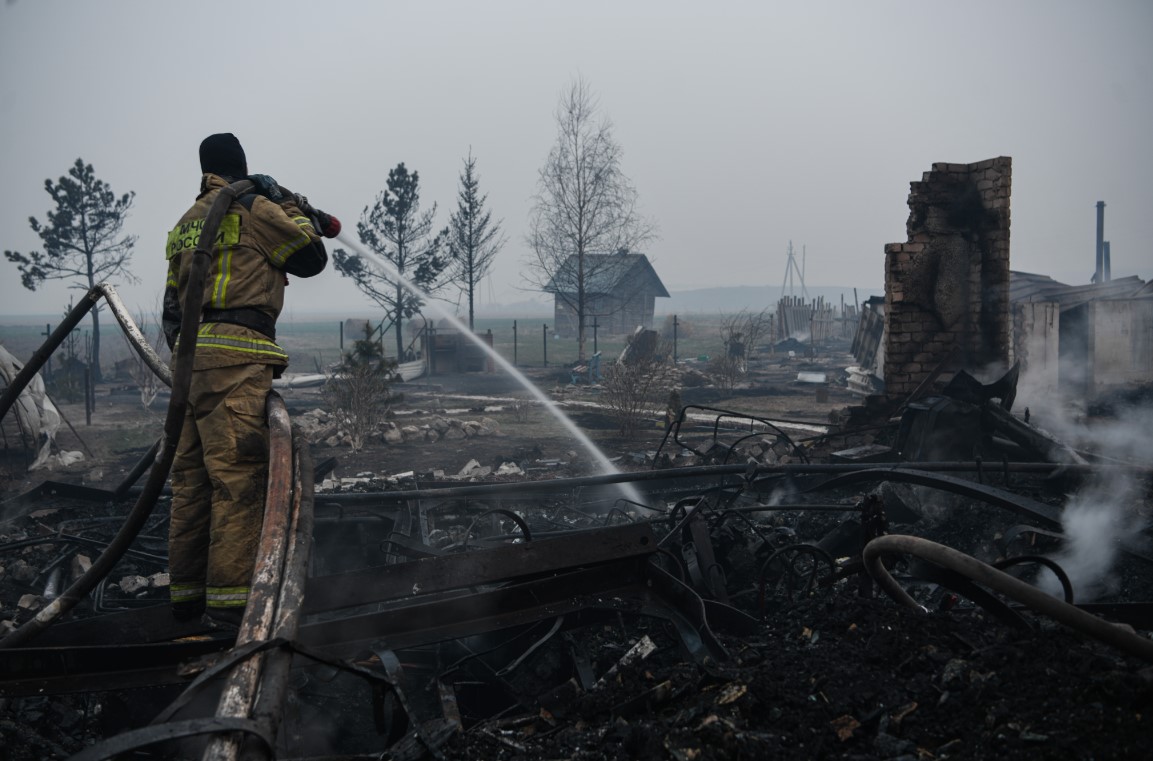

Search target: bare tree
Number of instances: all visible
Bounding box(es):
[333,163,448,359]
[5,159,137,382]
[708,353,744,393]
[602,338,675,438]
[447,150,505,331]
[526,78,654,360]
[709,310,762,391]
[709,308,774,391]
[720,308,774,362]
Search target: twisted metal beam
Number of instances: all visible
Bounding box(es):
[99,283,172,387]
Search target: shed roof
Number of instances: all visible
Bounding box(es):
[1009,271,1148,311]
[544,253,670,298]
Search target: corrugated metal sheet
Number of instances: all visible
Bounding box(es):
[1009,271,1147,311]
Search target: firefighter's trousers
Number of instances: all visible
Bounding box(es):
[169,363,273,613]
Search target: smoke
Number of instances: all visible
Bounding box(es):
[1013,355,1152,600]
[1035,474,1146,601]
[937,358,1151,600]
[1030,393,1153,466]
[1029,402,1153,601]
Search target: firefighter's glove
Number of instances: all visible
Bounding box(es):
[291,193,312,213]
[314,210,342,238]
[248,174,284,201]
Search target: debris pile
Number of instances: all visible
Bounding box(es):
[0,504,172,636]
[2,288,1152,760]
[295,407,503,448]
[2,427,1151,760]
[4,153,1151,758]
[0,345,85,472]
[439,593,1152,761]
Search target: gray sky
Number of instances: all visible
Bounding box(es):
[1,0,1150,319]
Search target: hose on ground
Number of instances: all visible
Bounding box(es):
[862,534,1153,662]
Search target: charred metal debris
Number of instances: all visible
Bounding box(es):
[0,177,1151,757]
[2,370,1153,757]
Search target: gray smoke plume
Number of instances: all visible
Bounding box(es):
[1036,474,1144,600]
[1031,404,1153,601]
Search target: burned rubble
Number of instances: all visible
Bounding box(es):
[2,370,1151,760]
[1,159,1152,760]
[294,408,506,450]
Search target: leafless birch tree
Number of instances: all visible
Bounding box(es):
[526,78,654,360]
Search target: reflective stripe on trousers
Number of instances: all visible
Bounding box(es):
[169,363,271,610]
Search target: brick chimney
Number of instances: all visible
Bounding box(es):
[883,157,1012,398]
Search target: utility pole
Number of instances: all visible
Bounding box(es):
[780,240,809,301]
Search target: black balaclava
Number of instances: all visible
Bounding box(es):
[199,133,247,178]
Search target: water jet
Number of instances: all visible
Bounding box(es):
[334,232,649,508]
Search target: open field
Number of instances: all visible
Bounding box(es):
[0,311,780,383]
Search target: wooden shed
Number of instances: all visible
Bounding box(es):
[544,253,669,338]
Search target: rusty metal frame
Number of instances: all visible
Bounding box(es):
[296,553,735,664]
[0,521,747,697]
[653,404,811,465]
[304,522,658,614]
[205,392,301,761]
[806,467,1066,527]
[295,520,741,665]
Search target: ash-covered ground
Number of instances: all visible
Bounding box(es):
[2,357,1152,760]
[437,595,1151,761]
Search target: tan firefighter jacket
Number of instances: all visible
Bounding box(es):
[163,173,327,370]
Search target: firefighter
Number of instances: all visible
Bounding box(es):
[163,133,332,626]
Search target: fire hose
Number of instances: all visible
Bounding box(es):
[862,534,1153,662]
[0,179,252,648]
[0,179,340,650]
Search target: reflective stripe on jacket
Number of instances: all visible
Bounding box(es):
[173,323,291,364]
[163,173,327,369]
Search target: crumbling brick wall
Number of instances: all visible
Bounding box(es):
[883,157,1012,398]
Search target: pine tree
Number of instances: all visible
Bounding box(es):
[447,151,506,330]
[333,163,448,359]
[5,159,137,382]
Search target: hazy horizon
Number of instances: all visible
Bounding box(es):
[0,282,887,326]
[2,1,1150,320]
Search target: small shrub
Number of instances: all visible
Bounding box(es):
[708,354,744,392]
[323,327,399,452]
[509,399,534,424]
[602,338,676,438]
